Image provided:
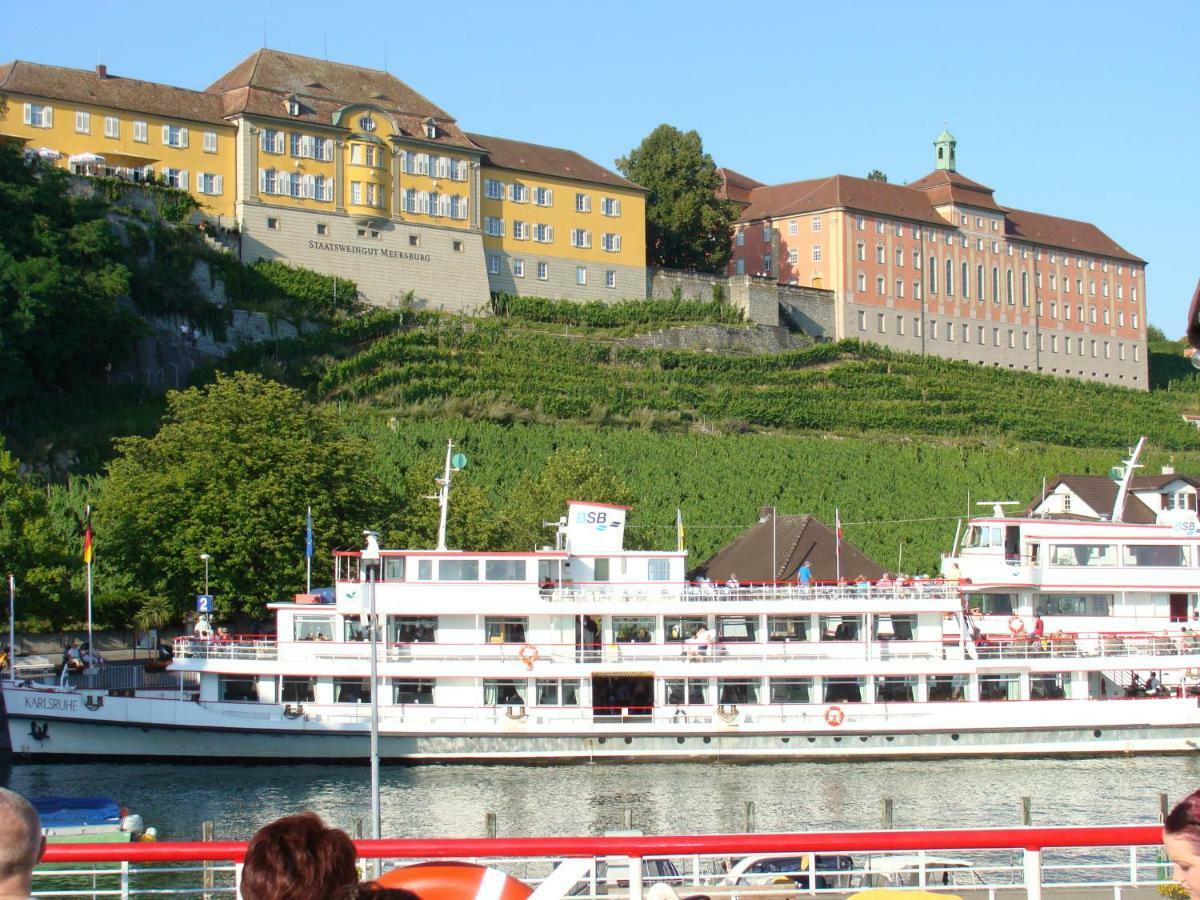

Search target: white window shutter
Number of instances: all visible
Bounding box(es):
[547,225,554,242]
[22,103,31,125]
[546,189,554,206]
[162,124,170,144]
[179,170,188,190]
[615,235,622,251]
[180,128,189,148]
[259,169,267,192]
[214,175,223,195]
[398,151,407,171]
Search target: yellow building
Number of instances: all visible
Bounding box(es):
[0,49,648,311]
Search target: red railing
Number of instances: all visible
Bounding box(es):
[42,823,1163,863]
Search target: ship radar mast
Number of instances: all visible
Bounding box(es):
[976,501,1019,518]
[1111,436,1146,524]
[426,440,466,551]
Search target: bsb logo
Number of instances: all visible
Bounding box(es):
[576,511,622,529]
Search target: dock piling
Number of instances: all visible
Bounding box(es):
[485,812,498,839]
[881,798,894,830]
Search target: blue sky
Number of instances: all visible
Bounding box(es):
[4,0,1197,333]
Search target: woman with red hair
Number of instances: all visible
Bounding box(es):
[241,812,358,900]
[1164,790,1200,899]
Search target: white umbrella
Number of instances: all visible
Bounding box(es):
[69,152,105,164]
[35,147,61,159]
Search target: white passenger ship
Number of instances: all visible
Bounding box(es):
[5,441,1200,761]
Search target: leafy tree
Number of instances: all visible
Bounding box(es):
[383,458,499,551]
[0,142,142,407]
[496,447,636,550]
[96,372,394,621]
[1147,324,1170,344]
[616,125,738,273]
[0,439,76,626]
[867,169,888,182]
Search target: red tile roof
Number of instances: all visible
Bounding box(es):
[467,132,643,191]
[1003,206,1145,264]
[737,174,948,227]
[717,167,764,205]
[0,60,226,125]
[908,169,1002,212]
[207,49,450,120]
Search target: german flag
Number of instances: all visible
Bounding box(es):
[83,515,94,565]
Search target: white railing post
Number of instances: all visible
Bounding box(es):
[120,860,130,900]
[235,861,245,899]
[628,856,643,900]
[1024,848,1043,900]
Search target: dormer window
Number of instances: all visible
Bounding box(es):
[287,98,301,117]
[359,115,376,133]
[423,118,437,139]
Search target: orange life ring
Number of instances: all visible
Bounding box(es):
[1008,615,1026,635]
[824,705,845,727]
[518,644,540,670]
[376,862,533,900]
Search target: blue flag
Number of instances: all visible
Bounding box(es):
[305,507,313,560]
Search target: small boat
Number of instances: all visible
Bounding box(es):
[34,797,157,843]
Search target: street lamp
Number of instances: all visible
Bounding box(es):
[199,553,211,595]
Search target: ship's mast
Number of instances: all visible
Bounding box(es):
[429,439,457,551]
[1111,436,1147,523]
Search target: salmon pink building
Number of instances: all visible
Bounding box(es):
[723,131,1147,388]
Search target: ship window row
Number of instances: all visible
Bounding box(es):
[220,672,1076,705]
[372,557,671,583]
[290,613,918,644]
[1048,543,1190,567]
[965,593,1114,616]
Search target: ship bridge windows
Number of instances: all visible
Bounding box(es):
[964,593,1015,616]
[593,558,610,582]
[219,675,257,702]
[820,615,862,641]
[665,616,708,642]
[343,618,371,642]
[717,616,758,642]
[485,616,527,643]
[1031,673,1070,700]
[391,616,437,643]
[648,559,671,581]
[875,676,918,702]
[613,616,655,643]
[280,677,315,703]
[535,678,581,706]
[768,677,813,703]
[1124,545,1189,567]
[927,675,966,701]
[718,678,760,704]
[1049,543,1117,567]
[979,672,1020,701]
[485,559,527,581]
[417,560,433,580]
[294,614,334,642]
[335,677,371,703]
[383,557,405,580]
[664,678,709,705]
[392,679,434,704]
[768,616,808,641]
[1034,594,1112,616]
[484,679,525,706]
[823,677,864,703]
[963,525,1003,548]
[439,559,480,581]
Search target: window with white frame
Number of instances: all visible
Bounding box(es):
[133,119,147,142]
[735,229,744,247]
[533,186,553,207]
[858,311,867,331]
[855,215,865,230]
[605,270,616,288]
[876,275,885,295]
[22,103,53,128]
[163,124,189,148]
[895,279,904,298]
[570,228,591,248]
[162,167,187,190]
[533,223,553,243]
[575,192,591,212]
[856,241,865,261]
[812,244,822,262]
[260,129,283,154]
[197,173,222,195]
[537,262,549,280]
[877,313,886,333]
[875,220,885,233]
[787,248,798,265]
[485,179,503,200]
[513,220,529,240]
[350,182,362,205]
[812,216,822,232]
[513,259,525,278]
[856,272,866,292]
[509,183,528,203]
[484,216,503,237]
[104,115,119,138]
[788,220,798,235]
[576,266,587,286]
[601,197,621,216]
[601,232,621,252]
[735,258,745,275]
[897,315,904,335]
[487,255,501,275]
[876,244,885,264]
[75,110,90,133]
[896,246,904,267]
[761,254,771,273]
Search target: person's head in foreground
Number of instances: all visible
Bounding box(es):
[1165,789,1200,899]
[241,812,358,900]
[0,788,46,900]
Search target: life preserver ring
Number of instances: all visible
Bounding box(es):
[375,862,533,900]
[824,705,845,727]
[518,644,540,670]
[1008,615,1026,635]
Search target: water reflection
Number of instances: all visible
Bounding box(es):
[5,756,1199,841]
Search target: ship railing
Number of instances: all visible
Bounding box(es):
[549,583,962,604]
[173,635,279,661]
[972,632,1197,661]
[34,823,1168,900]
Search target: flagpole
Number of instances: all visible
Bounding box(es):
[85,506,93,659]
[8,573,15,675]
[305,505,313,595]
[834,507,842,584]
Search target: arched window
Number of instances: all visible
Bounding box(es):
[962,261,970,299]
[992,267,999,302]
[1006,269,1015,306]
[1021,271,1029,306]
[945,258,954,296]
[929,257,938,294]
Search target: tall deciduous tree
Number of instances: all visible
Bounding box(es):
[97,372,393,621]
[617,125,738,273]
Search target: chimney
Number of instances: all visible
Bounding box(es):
[96,64,108,79]
[1162,465,1176,476]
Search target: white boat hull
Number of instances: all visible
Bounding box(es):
[7,684,1200,763]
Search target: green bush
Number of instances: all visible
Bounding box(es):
[209,256,358,321]
[495,293,743,327]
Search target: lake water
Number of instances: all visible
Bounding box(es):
[5,754,1198,842]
